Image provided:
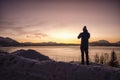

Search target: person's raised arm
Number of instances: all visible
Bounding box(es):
[78,33,82,39]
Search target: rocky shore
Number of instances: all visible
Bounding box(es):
[0,49,120,80]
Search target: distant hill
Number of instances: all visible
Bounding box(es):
[0,36,20,46]
[92,40,110,44]
[90,40,110,46]
[90,40,120,46]
[22,42,77,46]
[115,41,120,44]
[22,42,58,46]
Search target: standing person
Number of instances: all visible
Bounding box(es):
[78,26,90,65]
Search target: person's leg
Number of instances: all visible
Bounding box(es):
[85,49,89,65]
[81,47,84,64]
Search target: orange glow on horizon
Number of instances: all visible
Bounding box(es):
[16,34,120,44]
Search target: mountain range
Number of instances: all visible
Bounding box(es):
[0,36,120,46]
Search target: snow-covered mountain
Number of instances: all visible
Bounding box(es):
[91,40,110,44]
[90,40,110,46]
[90,40,120,46]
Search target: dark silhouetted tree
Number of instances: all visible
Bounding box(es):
[100,54,104,64]
[108,50,119,67]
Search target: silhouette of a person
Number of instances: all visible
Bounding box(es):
[78,26,90,65]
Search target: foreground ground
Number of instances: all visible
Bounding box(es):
[0,50,120,80]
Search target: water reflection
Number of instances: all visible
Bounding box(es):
[0,46,120,63]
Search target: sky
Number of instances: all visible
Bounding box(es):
[0,0,120,43]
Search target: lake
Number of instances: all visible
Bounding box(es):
[0,46,120,63]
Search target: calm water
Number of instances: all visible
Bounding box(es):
[0,46,120,62]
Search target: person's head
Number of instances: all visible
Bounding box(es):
[83,26,88,32]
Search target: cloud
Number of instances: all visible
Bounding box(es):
[0,24,28,36]
[26,33,48,39]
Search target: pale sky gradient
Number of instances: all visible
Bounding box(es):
[0,0,120,43]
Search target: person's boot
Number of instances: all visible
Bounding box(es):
[81,61,84,64]
[86,61,89,65]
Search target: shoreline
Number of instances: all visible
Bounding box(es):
[0,51,120,80]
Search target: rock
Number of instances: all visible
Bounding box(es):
[0,51,120,80]
[12,49,50,61]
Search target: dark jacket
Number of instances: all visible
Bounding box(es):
[78,30,90,48]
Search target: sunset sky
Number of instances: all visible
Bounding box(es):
[0,0,120,43]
